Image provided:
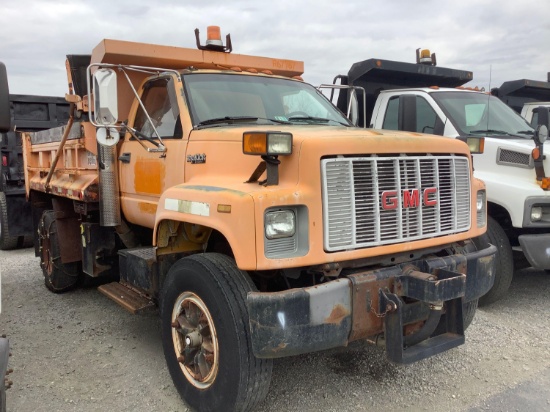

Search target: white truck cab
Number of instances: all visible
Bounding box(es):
[330,52,550,305]
[490,75,550,128]
[521,102,550,126]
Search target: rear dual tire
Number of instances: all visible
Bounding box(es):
[38,210,80,293]
[0,192,19,250]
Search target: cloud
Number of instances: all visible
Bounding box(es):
[0,0,548,96]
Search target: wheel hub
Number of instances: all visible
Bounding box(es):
[171,292,219,389]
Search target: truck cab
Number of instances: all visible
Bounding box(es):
[490,75,550,127]
[521,102,550,126]
[332,51,550,306]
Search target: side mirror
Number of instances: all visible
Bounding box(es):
[347,88,359,126]
[92,68,118,126]
[0,63,11,133]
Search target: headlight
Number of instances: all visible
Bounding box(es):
[531,206,543,221]
[476,190,486,228]
[265,210,296,239]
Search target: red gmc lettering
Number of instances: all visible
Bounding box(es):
[403,189,420,208]
[381,187,438,210]
[423,187,438,206]
[381,191,398,210]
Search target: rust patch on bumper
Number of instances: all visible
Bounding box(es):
[325,304,350,325]
[348,273,391,341]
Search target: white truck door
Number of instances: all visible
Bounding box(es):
[371,91,458,137]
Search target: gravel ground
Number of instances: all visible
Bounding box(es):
[1,247,549,412]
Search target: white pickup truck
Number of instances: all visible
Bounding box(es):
[329,52,550,305]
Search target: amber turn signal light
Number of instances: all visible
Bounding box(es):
[243,132,292,156]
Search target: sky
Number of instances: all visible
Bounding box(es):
[1,0,549,97]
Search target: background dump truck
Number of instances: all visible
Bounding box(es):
[331,50,550,306]
[0,63,13,412]
[0,94,69,249]
[1,29,495,411]
[491,74,550,126]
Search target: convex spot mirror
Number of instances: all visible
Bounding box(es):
[96,127,120,147]
[535,106,549,145]
[93,68,118,126]
[536,125,548,145]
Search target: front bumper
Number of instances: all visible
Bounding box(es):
[247,243,496,364]
[519,234,550,269]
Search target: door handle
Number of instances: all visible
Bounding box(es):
[119,153,131,163]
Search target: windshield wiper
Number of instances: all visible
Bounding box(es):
[196,116,292,128]
[468,129,514,136]
[516,130,535,135]
[197,116,259,127]
[287,115,349,126]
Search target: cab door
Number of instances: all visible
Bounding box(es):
[118,76,187,228]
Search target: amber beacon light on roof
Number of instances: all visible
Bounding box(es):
[195,25,233,52]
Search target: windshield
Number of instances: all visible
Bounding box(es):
[182,73,351,128]
[432,91,535,138]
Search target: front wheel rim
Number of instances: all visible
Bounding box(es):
[171,291,219,389]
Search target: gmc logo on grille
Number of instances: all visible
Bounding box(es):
[381,188,438,210]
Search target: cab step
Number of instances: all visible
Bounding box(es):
[97,282,156,314]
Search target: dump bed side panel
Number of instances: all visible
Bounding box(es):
[23,121,99,202]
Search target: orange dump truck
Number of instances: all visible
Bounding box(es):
[0,28,496,411]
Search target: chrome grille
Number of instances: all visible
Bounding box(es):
[322,155,471,252]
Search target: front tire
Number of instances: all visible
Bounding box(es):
[462,299,478,330]
[161,253,272,412]
[477,216,514,306]
[38,210,80,293]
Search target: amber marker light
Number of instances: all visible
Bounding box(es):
[542,177,550,190]
[217,204,232,213]
[243,132,293,156]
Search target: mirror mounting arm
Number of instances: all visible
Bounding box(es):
[123,124,167,153]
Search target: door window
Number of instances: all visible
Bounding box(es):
[382,95,442,134]
[133,78,182,139]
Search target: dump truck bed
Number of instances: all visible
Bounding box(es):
[492,79,550,113]
[335,58,473,127]
[22,121,99,202]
